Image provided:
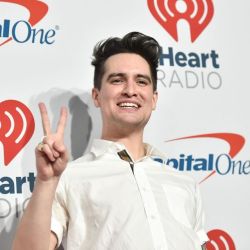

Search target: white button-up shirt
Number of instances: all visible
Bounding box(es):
[51,139,208,250]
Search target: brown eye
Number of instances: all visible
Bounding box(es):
[137,79,148,86]
[111,78,124,84]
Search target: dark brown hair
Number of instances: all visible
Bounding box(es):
[91,32,160,91]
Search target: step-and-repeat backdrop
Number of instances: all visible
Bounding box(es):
[0,1,249,249]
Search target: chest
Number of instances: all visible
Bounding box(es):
[65,163,196,230]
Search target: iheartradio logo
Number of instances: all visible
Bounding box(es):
[207,229,236,250]
[0,100,35,166]
[147,0,214,42]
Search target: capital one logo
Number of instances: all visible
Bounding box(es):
[152,133,249,183]
[0,100,35,166]
[147,0,214,42]
[0,0,56,46]
[166,133,246,183]
[207,229,236,250]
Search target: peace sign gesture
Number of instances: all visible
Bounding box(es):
[35,102,69,182]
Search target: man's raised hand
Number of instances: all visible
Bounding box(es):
[35,102,69,182]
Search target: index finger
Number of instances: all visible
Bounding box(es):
[38,102,51,135]
[56,106,68,136]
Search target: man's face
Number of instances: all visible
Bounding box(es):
[92,53,158,133]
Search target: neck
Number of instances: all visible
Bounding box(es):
[101,129,145,161]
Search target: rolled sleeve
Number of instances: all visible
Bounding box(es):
[50,178,68,247]
[194,183,209,244]
[51,216,64,248]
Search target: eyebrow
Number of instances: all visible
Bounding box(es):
[107,73,152,83]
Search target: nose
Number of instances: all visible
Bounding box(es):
[122,80,137,97]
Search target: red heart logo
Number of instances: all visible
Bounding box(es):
[147,0,214,42]
[0,100,35,166]
[0,0,48,46]
[207,229,236,250]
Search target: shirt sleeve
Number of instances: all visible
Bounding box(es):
[194,183,209,245]
[50,177,68,248]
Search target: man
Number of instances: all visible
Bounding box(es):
[12,32,208,250]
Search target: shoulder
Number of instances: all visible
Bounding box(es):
[146,157,198,193]
[145,143,197,186]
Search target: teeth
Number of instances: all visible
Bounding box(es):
[118,102,138,108]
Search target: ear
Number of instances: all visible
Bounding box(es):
[92,88,100,107]
[152,91,158,110]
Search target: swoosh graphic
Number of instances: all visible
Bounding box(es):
[166,133,245,183]
[0,0,48,46]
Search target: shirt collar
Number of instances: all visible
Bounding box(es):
[90,139,166,160]
[91,139,125,157]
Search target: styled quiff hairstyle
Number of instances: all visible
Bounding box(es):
[91,32,160,91]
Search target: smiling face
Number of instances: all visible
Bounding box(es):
[92,53,158,137]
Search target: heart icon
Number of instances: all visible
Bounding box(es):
[0,0,48,46]
[147,0,214,42]
[206,229,236,250]
[0,100,35,166]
